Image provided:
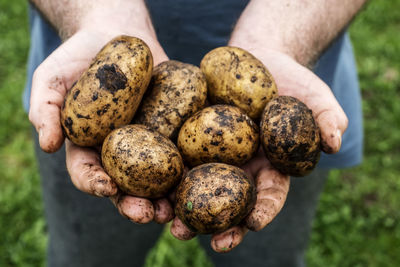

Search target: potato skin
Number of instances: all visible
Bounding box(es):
[134,60,207,141]
[61,35,153,147]
[101,124,184,198]
[260,96,321,177]
[177,105,259,167]
[200,46,277,120]
[175,163,256,234]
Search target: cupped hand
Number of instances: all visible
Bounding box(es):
[170,149,290,252]
[29,28,173,224]
[170,47,348,252]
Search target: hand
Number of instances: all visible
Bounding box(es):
[170,148,290,252]
[170,47,348,252]
[29,27,173,224]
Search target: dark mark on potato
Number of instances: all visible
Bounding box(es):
[92,92,98,101]
[73,89,80,100]
[96,64,127,93]
[76,114,91,119]
[64,117,74,136]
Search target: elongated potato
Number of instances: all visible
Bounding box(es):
[101,125,184,198]
[177,105,259,167]
[134,60,207,141]
[61,35,153,147]
[201,46,277,120]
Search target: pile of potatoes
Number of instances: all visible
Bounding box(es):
[61,35,321,235]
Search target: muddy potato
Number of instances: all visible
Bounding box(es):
[175,163,256,234]
[177,105,259,167]
[200,46,277,120]
[134,60,207,141]
[101,124,184,198]
[61,35,153,147]
[261,96,321,177]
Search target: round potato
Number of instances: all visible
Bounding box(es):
[134,60,207,141]
[175,163,256,234]
[61,35,153,147]
[177,105,259,167]
[101,124,184,198]
[260,96,321,176]
[200,46,277,120]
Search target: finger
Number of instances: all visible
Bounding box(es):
[170,217,196,241]
[300,76,348,154]
[314,102,348,154]
[28,34,97,153]
[29,67,66,153]
[260,51,348,154]
[153,198,174,224]
[65,139,118,197]
[110,194,155,224]
[245,165,290,231]
[211,225,248,253]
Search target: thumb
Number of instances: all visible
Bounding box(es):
[29,66,67,153]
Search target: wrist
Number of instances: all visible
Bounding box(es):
[70,3,168,65]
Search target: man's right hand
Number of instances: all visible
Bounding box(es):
[28,1,173,224]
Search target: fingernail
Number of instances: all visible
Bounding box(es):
[39,128,44,139]
[216,236,233,252]
[336,129,342,151]
[94,180,109,197]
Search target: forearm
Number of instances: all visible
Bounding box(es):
[29,0,156,41]
[230,0,367,67]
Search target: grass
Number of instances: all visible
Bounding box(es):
[0,0,399,266]
[0,1,47,266]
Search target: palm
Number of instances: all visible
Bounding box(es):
[171,49,348,252]
[256,50,348,154]
[29,30,173,224]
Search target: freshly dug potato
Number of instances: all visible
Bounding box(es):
[101,124,184,198]
[175,163,256,234]
[260,96,321,176]
[61,35,153,147]
[200,46,277,120]
[177,105,259,167]
[134,60,207,141]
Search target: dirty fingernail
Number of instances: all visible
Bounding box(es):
[336,129,342,152]
[95,179,116,197]
[215,236,232,252]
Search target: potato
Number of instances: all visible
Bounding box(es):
[101,124,184,198]
[61,35,153,147]
[260,96,321,176]
[200,46,277,120]
[134,60,207,141]
[175,163,256,234]
[177,105,259,167]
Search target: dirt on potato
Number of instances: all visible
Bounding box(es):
[260,96,321,176]
[175,163,256,234]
